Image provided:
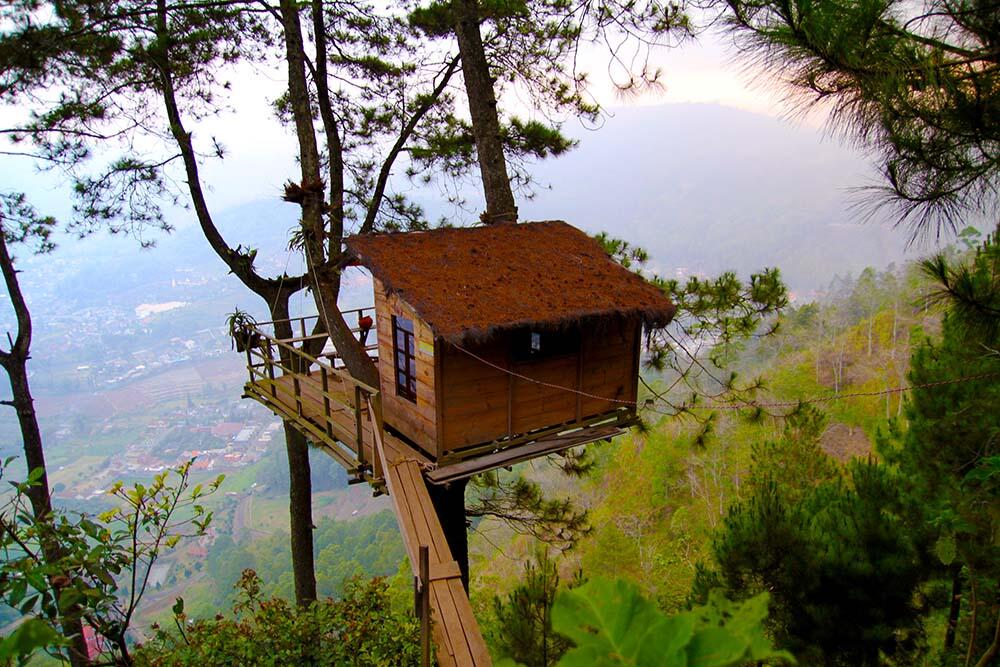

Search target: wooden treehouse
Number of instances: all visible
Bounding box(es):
[238,220,675,666]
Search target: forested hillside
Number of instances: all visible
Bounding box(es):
[470,246,999,666]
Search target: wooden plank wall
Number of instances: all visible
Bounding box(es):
[374,278,438,457]
[439,336,510,451]
[439,319,640,455]
[579,319,640,418]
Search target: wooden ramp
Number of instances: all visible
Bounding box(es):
[376,430,492,667]
[239,329,491,666]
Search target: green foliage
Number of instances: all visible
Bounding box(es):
[697,449,926,665]
[196,510,406,614]
[746,406,837,504]
[919,233,1000,341]
[468,472,590,551]
[0,192,57,254]
[135,570,422,666]
[551,577,792,666]
[652,267,788,370]
[595,231,787,432]
[491,550,575,666]
[0,458,221,664]
[722,0,999,233]
[878,297,1000,664]
[0,618,66,664]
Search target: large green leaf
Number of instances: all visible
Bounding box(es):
[686,627,749,667]
[551,580,793,667]
[0,618,65,660]
[552,577,693,666]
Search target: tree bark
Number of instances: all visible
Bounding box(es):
[271,296,319,606]
[973,595,1000,667]
[283,423,317,605]
[0,233,90,666]
[278,0,380,388]
[946,564,963,651]
[153,1,318,608]
[967,574,979,667]
[428,478,470,591]
[452,0,517,224]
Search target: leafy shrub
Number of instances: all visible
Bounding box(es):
[134,570,423,666]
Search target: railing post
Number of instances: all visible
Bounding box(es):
[370,393,384,482]
[321,367,334,440]
[354,386,365,468]
[244,338,253,376]
[419,545,430,667]
[293,375,303,417]
[265,341,277,398]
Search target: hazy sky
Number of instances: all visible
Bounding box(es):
[0,22,837,241]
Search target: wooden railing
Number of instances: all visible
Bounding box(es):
[251,308,378,368]
[240,309,384,485]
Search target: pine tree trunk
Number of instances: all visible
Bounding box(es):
[278,0,380,388]
[0,235,89,666]
[283,424,317,605]
[272,300,318,606]
[946,565,963,650]
[973,601,1000,667]
[155,0,322,612]
[452,0,517,224]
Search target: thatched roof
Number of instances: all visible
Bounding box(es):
[345,221,676,341]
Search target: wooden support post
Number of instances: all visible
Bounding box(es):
[427,478,470,591]
[419,545,430,667]
[506,353,514,439]
[321,367,334,440]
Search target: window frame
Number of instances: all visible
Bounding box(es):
[512,328,581,363]
[392,315,418,402]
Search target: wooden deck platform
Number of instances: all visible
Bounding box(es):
[243,366,490,665]
[239,312,628,667]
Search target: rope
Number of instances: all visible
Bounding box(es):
[452,343,1000,413]
[454,344,637,405]
[303,239,337,349]
[270,243,296,316]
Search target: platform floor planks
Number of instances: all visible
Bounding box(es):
[244,373,491,666]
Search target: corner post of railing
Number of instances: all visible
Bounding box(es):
[371,392,384,482]
[354,386,365,468]
[264,340,277,398]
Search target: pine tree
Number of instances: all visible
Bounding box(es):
[695,410,925,665]
[491,550,575,666]
[880,307,1000,666]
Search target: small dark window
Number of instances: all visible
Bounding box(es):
[513,328,580,362]
[392,315,417,402]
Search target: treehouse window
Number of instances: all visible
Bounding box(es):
[513,328,580,362]
[393,315,417,402]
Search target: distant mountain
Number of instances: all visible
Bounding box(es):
[14,103,946,318]
[517,103,938,294]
